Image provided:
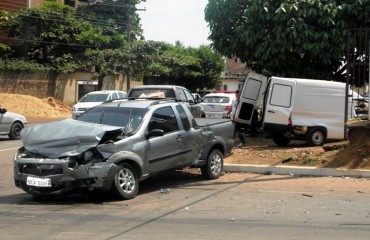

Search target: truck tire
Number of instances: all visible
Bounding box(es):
[272,133,291,146]
[111,163,139,200]
[306,128,326,146]
[201,149,223,180]
[8,122,23,140]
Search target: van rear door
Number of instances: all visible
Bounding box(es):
[235,73,267,125]
[263,77,295,131]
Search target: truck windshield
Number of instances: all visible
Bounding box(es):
[78,107,147,135]
[129,89,176,98]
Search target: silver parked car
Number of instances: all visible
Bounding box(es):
[72,90,127,119]
[200,93,234,118]
[0,108,27,140]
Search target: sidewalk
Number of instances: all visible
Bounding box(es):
[224,163,370,178]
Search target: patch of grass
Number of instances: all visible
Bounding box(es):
[302,159,319,166]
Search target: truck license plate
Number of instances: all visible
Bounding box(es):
[26,177,51,187]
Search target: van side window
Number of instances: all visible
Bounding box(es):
[176,105,191,131]
[242,78,262,101]
[148,107,179,134]
[270,84,292,108]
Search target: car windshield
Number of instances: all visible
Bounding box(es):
[203,96,230,103]
[78,106,147,135]
[80,93,109,102]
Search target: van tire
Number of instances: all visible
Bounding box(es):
[306,128,326,146]
[272,133,291,146]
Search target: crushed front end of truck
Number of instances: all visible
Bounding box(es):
[13,119,123,196]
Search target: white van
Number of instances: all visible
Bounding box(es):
[235,73,354,146]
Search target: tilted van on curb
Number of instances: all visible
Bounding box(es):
[235,73,355,146]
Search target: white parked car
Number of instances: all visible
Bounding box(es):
[200,93,234,118]
[0,108,27,140]
[72,90,127,119]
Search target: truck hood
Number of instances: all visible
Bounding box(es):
[21,119,123,158]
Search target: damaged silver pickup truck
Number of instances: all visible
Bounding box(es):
[14,99,234,200]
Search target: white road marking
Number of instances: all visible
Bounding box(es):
[0,148,18,152]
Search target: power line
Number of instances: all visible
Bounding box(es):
[0,36,95,47]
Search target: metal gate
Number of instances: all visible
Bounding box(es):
[346,28,369,119]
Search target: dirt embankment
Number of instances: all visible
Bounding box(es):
[0,93,72,122]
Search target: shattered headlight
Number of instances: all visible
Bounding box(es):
[83,150,94,162]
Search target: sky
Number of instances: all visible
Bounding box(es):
[137,0,211,47]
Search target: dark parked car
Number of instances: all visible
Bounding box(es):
[128,85,204,117]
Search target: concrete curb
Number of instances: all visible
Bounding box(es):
[224,164,370,178]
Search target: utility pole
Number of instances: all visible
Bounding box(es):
[126,7,146,92]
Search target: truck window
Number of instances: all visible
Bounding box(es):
[184,89,195,104]
[176,105,191,131]
[148,107,179,134]
[270,83,292,108]
[176,88,187,101]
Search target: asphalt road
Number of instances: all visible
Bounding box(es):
[1,137,370,240]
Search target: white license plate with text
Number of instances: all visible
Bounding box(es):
[26,177,51,187]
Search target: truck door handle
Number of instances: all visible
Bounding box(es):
[176,135,184,141]
[268,110,275,113]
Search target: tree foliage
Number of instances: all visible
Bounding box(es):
[146,42,224,90]
[0,2,110,72]
[0,1,224,90]
[76,0,143,43]
[205,0,370,80]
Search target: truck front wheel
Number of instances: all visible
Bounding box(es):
[272,133,291,146]
[306,128,326,146]
[201,149,223,180]
[111,163,139,200]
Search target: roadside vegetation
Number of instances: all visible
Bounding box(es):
[205,0,370,81]
[0,0,224,91]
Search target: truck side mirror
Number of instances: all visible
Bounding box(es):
[146,129,164,139]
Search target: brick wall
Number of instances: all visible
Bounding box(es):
[0,71,56,99]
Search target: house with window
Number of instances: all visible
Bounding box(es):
[217,57,251,92]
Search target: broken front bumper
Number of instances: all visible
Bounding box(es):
[14,157,120,195]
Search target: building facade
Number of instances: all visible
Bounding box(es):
[218,57,251,92]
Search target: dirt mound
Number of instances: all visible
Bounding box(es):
[0,94,71,122]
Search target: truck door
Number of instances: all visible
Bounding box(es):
[235,73,268,125]
[263,77,295,130]
[145,106,189,173]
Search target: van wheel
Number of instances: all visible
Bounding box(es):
[111,163,139,200]
[272,133,291,146]
[201,149,223,180]
[306,128,326,146]
[8,122,23,140]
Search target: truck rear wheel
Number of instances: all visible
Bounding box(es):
[111,163,139,200]
[306,128,326,146]
[201,149,223,180]
[272,133,291,146]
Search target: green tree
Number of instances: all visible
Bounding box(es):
[0,2,109,72]
[205,0,370,80]
[76,0,144,43]
[147,42,224,91]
